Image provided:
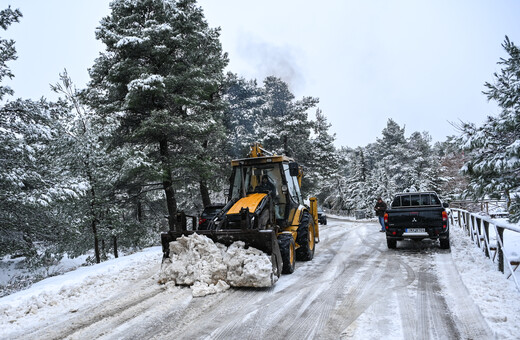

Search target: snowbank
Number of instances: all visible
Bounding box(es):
[0,247,162,336]
[437,225,520,339]
[159,233,276,296]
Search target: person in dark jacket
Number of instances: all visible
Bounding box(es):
[256,175,275,194]
[374,197,387,232]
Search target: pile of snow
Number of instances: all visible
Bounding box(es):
[159,233,275,297]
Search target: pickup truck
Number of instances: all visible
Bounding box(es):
[384,192,450,249]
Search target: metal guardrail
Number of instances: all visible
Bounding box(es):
[450,208,520,292]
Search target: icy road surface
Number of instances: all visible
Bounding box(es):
[3,218,519,339]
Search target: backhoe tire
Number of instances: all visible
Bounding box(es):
[296,212,315,261]
[279,234,296,274]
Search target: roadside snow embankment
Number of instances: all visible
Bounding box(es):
[0,247,162,337]
[159,233,275,297]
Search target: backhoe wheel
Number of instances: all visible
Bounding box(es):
[296,212,315,261]
[279,234,296,274]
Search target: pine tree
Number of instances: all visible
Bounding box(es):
[459,36,520,222]
[309,108,338,183]
[258,76,317,159]
[86,0,228,231]
[322,147,351,212]
[222,73,265,159]
[434,138,467,200]
[404,131,439,192]
[375,119,409,192]
[0,99,77,257]
[51,71,127,262]
[0,6,21,100]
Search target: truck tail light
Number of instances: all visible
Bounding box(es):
[384,213,388,224]
[442,211,447,229]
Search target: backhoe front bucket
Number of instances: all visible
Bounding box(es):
[161,229,283,279]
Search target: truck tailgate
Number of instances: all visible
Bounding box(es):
[387,207,444,228]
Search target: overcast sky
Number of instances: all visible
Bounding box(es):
[3,0,520,148]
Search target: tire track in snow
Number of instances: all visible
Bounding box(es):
[435,252,495,339]
[318,227,395,337]
[164,222,368,339]
[9,265,166,340]
[8,219,500,339]
[212,227,364,339]
[416,270,460,339]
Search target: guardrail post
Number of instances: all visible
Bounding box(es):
[498,226,504,273]
[462,212,469,236]
[470,215,475,242]
[475,218,482,248]
[483,220,490,258]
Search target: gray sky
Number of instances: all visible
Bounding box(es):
[3,0,520,147]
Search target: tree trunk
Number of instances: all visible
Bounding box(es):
[101,239,107,260]
[113,236,118,258]
[136,200,143,223]
[85,161,101,264]
[92,219,101,263]
[200,180,211,207]
[159,139,178,231]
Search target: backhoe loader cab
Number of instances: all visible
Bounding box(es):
[161,144,319,283]
[228,156,304,226]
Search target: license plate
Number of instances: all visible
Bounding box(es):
[406,228,425,233]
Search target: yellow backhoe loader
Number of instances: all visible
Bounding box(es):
[161,144,320,280]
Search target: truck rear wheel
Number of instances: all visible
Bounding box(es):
[386,238,397,249]
[279,234,296,274]
[296,212,315,261]
[439,236,450,249]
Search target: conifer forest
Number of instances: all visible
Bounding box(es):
[1,1,519,276]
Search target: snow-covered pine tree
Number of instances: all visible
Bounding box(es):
[321,147,350,212]
[222,72,265,159]
[404,131,440,193]
[0,99,78,258]
[258,76,317,160]
[459,36,520,222]
[0,7,73,259]
[374,119,409,193]
[434,138,467,201]
[86,0,228,231]
[0,6,21,100]
[51,71,148,263]
[308,108,339,192]
[340,147,368,214]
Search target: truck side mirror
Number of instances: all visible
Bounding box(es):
[443,202,449,208]
[289,162,299,177]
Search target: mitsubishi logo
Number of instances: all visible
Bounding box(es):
[412,218,418,223]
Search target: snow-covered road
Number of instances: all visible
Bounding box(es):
[2,218,519,339]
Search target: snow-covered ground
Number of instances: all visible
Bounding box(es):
[438,224,519,339]
[0,217,519,339]
[0,247,161,327]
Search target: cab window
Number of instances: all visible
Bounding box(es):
[283,164,303,205]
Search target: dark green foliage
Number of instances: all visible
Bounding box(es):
[0,99,73,257]
[459,36,520,222]
[0,6,22,100]
[324,119,448,216]
[86,0,229,229]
